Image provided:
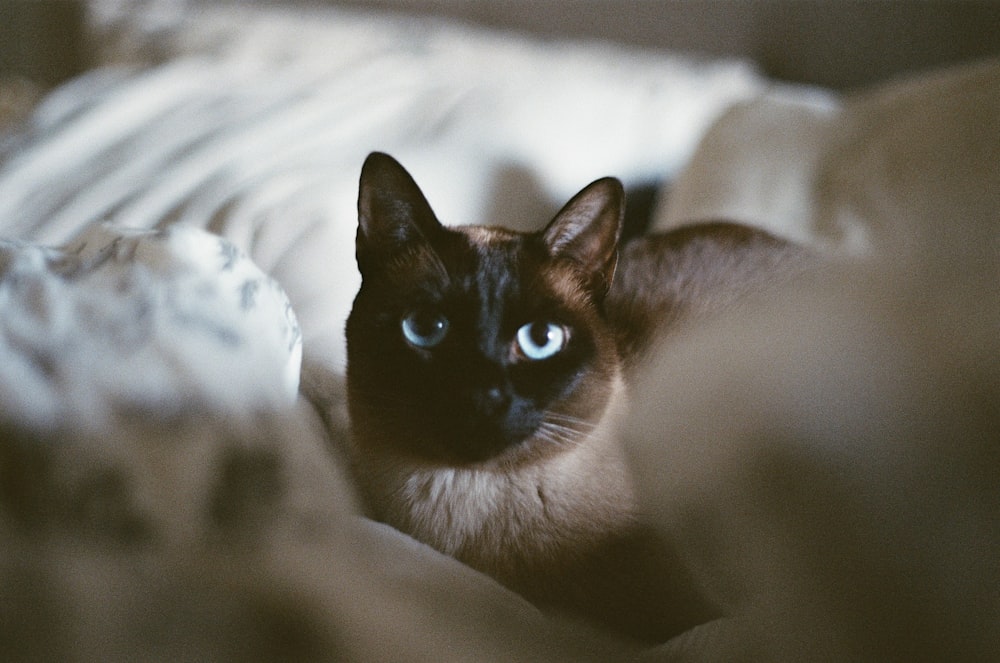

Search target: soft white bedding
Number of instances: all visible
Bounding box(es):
[0,224,300,430]
[1,2,998,660]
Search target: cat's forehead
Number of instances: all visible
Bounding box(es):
[458,225,521,244]
[450,225,533,266]
[372,225,521,291]
[451,226,592,314]
[377,224,588,311]
[460,226,590,294]
[450,225,523,264]
[450,225,532,293]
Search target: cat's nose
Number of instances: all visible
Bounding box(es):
[474,385,510,417]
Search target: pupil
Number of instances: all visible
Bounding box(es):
[530,323,551,346]
[416,313,442,336]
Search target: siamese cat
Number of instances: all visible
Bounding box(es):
[345,152,810,642]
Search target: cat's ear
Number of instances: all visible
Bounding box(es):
[356,152,443,273]
[542,177,624,294]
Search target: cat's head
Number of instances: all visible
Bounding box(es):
[346,152,624,466]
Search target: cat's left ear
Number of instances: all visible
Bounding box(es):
[542,177,624,294]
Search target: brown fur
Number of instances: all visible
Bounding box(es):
[345,153,813,643]
[608,222,814,363]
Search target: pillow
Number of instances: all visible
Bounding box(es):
[0,224,300,429]
[656,57,1000,255]
[652,85,844,247]
[816,57,1000,256]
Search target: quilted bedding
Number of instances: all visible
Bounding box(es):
[1,2,998,661]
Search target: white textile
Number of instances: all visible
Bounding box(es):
[0,224,301,430]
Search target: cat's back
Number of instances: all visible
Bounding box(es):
[607,222,813,361]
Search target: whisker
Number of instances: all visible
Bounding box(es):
[535,421,583,447]
[542,411,599,432]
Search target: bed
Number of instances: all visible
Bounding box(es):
[1,2,998,660]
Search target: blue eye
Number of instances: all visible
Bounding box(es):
[402,310,449,348]
[516,322,568,361]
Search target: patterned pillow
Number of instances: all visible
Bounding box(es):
[0,223,300,430]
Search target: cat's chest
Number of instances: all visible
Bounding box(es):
[360,390,634,566]
[393,464,550,554]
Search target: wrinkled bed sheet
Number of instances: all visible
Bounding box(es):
[1,1,998,660]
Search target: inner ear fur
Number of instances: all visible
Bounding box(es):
[542,177,625,295]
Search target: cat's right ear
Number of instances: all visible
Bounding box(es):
[356,152,443,274]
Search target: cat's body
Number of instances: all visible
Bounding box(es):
[345,153,811,642]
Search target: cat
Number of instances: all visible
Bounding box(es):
[344,152,812,643]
